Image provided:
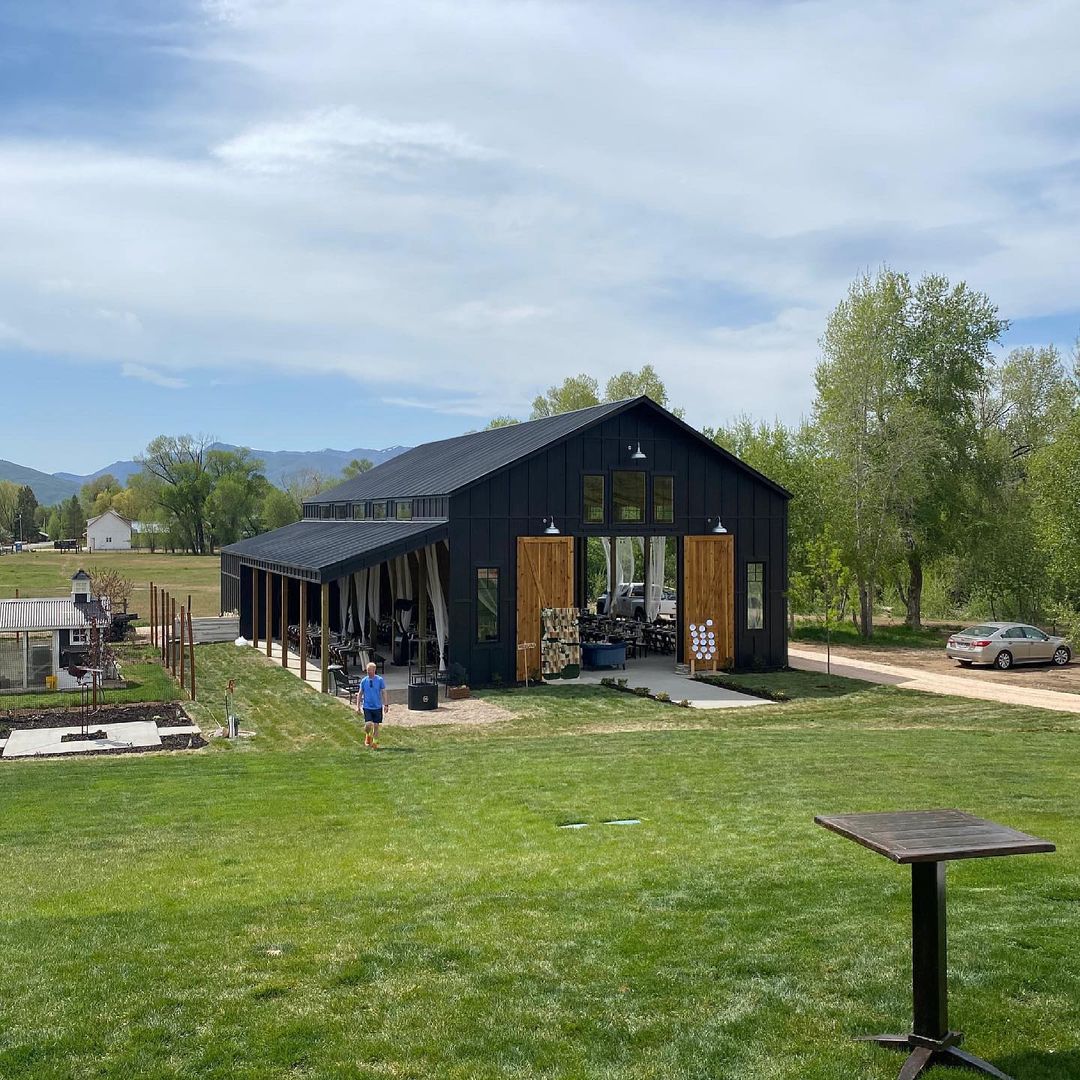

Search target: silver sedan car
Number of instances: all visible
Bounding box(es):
[946,623,1072,670]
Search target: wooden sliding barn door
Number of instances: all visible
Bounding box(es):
[516,536,575,680]
[683,535,735,668]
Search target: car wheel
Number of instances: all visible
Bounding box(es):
[1053,646,1071,666]
[995,650,1013,670]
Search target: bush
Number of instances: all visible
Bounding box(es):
[446,662,468,688]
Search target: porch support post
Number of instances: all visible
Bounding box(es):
[608,536,617,611]
[265,571,273,658]
[643,535,652,622]
[299,581,307,681]
[320,581,330,693]
[252,569,259,650]
[281,573,289,669]
[417,547,428,678]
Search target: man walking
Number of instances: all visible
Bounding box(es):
[356,661,389,748]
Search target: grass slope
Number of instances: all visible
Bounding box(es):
[0,549,222,618]
[1,646,1077,1079]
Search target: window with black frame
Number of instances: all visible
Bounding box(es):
[396,502,413,520]
[335,503,348,520]
[613,471,646,523]
[352,502,366,520]
[747,562,765,630]
[583,475,605,523]
[653,475,673,523]
[476,568,500,642]
[371,501,388,519]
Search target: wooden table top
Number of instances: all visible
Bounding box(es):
[815,809,1056,864]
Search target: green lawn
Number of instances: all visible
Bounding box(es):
[790,620,959,650]
[1,646,1077,1079]
[0,548,223,618]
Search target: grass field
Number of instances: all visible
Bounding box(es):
[1,646,1078,1079]
[0,548,222,618]
[790,620,959,649]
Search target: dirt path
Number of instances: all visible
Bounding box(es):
[789,645,1080,715]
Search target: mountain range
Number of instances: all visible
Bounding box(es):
[0,443,411,505]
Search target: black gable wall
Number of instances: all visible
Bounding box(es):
[448,400,788,685]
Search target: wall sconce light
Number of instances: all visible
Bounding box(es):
[709,517,728,534]
[543,516,561,535]
[629,442,646,461]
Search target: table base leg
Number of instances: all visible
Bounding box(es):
[856,1033,1014,1080]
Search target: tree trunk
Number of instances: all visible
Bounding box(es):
[904,550,923,630]
[859,582,874,640]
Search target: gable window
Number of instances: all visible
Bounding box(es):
[371,501,388,520]
[396,502,413,520]
[747,563,765,630]
[70,628,89,645]
[583,475,605,524]
[476,568,500,642]
[613,471,646,523]
[653,475,674,523]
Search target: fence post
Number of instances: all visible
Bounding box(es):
[187,609,196,701]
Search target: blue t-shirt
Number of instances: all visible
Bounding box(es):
[360,674,386,711]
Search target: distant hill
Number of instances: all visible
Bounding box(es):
[0,460,79,505]
[13,443,411,503]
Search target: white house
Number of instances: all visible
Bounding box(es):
[86,508,132,552]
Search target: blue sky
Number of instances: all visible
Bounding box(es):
[2,0,1079,473]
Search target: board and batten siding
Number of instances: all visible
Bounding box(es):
[446,400,788,685]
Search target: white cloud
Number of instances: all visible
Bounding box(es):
[2,0,1080,430]
[121,363,187,389]
[213,107,493,175]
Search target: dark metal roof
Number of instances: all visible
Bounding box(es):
[308,395,791,503]
[0,598,110,632]
[221,519,448,583]
[308,398,631,502]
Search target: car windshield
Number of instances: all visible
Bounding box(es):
[959,625,998,637]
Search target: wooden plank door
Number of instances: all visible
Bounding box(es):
[683,535,735,668]
[516,536,575,680]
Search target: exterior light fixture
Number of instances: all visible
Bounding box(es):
[543,517,561,535]
[629,442,646,461]
[709,517,728,534]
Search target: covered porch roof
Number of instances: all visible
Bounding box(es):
[222,519,448,583]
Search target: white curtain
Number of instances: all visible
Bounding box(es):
[615,536,635,589]
[338,576,350,635]
[425,541,449,671]
[367,565,381,636]
[392,554,413,630]
[646,537,667,620]
[353,568,369,640]
[600,537,611,592]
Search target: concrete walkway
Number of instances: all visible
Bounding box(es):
[789,645,1080,715]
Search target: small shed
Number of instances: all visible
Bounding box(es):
[87,509,133,552]
[0,571,111,691]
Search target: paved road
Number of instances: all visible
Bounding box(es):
[789,645,1080,715]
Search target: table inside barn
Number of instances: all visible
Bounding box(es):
[814,809,1056,1080]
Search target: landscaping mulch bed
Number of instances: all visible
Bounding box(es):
[1,701,189,737]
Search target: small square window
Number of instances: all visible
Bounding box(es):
[653,476,673,523]
[613,471,646,523]
[352,503,366,520]
[335,503,348,520]
[371,502,388,520]
[396,502,413,520]
[747,563,765,630]
[320,504,332,520]
[583,475,605,524]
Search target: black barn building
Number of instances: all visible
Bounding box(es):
[221,396,789,689]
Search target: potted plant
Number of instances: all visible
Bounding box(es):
[446,662,470,700]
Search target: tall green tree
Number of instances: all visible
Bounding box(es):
[14,485,38,540]
[205,448,268,547]
[61,494,86,541]
[530,374,601,418]
[0,479,18,538]
[137,435,215,554]
[80,474,122,517]
[342,458,374,480]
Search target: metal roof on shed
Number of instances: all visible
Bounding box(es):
[308,398,630,502]
[0,598,110,633]
[222,519,448,583]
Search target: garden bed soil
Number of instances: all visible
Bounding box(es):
[1,701,189,737]
[794,641,1080,695]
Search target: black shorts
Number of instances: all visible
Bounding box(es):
[362,708,384,725]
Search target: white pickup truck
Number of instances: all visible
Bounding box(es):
[596,582,676,621]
